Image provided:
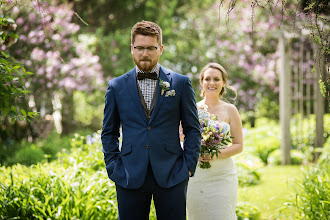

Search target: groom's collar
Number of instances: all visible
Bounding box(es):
[135,64,160,77]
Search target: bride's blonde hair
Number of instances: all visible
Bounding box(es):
[199,63,237,99]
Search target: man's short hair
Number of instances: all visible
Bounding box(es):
[131,20,162,45]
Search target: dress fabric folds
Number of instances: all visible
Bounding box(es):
[187,142,238,220]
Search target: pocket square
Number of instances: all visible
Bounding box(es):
[165,89,176,97]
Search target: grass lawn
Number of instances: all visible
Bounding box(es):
[238,165,304,220]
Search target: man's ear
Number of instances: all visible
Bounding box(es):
[159,45,164,55]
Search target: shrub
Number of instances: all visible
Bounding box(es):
[0,131,117,219]
[318,137,330,166]
[254,136,280,165]
[7,144,45,166]
[57,131,105,172]
[243,118,280,165]
[0,138,20,166]
[293,143,330,220]
[0,164,118,219]
[268,149,305,165]
[236,201,260,220]
[2,129,93,166]
[37,130,72,160]
[291,114,330,150]
[235,152,263,186]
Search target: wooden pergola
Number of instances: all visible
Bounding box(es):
[279,31,326,164]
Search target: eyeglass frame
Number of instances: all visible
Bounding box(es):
[133,46,159,53]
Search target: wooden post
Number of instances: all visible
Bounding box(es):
[299,43,304,144]
[314,46,325,160]
[306,50,311,117]
[279,32,291,165]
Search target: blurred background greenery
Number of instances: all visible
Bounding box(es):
[0,0,329,219]
[1,0,328,142]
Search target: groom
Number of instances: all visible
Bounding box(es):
[101,20,201,220]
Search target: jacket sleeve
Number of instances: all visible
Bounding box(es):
[181,77,201,176]
[101,80,120,178]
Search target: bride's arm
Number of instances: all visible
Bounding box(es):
[216,104,243,159]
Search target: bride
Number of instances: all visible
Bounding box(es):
[187,63,243,220]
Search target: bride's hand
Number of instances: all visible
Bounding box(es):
[199,153,212,164]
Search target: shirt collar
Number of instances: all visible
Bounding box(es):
[136,63,160,76]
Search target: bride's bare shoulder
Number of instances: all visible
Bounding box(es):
[225,103,240,118]
[227,103,238,111]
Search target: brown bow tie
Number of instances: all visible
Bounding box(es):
[137,72,158,80]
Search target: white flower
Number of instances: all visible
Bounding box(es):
[163,81,170,88]
[160,79,170,95]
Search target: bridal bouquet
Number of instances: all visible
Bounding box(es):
[198,105,232,169]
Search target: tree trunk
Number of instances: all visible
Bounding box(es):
[61,91,76,135]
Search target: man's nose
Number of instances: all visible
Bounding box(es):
[142,49,148,56]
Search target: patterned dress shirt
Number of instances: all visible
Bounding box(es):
[136,64,160,110]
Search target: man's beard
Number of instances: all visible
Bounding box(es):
[133,55,157,72]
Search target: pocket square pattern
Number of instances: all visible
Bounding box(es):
[165,89,176,97]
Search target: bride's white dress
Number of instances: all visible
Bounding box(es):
[187,122,238,220]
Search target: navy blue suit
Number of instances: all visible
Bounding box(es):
[101,65,201,219]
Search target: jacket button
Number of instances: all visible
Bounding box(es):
[147,126,151,130]
[145,145,148,149]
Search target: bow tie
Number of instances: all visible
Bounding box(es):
[137,72,158,80]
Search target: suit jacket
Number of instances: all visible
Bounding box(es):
[101,65,201,189]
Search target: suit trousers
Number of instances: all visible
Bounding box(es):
[115,162,189,220]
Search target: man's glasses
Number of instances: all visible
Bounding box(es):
[133,46,158,54]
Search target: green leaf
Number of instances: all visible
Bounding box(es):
[1,106,10,116]
[21,108,26,116]
[318,80,326,97]
[12,65,21,70]
[9,111,17,118]
[304,2,315,11]
[314,35,321,45]
[28,111,39,118]
[11,117,16,124]
[11,106,17,113]
[18,115,24,121]
[1,51,9,58]
[10,33,19,39]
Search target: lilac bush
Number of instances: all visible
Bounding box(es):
[1,0,104,135]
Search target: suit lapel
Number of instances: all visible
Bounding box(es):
[126,69,148,124]
[149,67,172,124]
[137,82,149,117]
